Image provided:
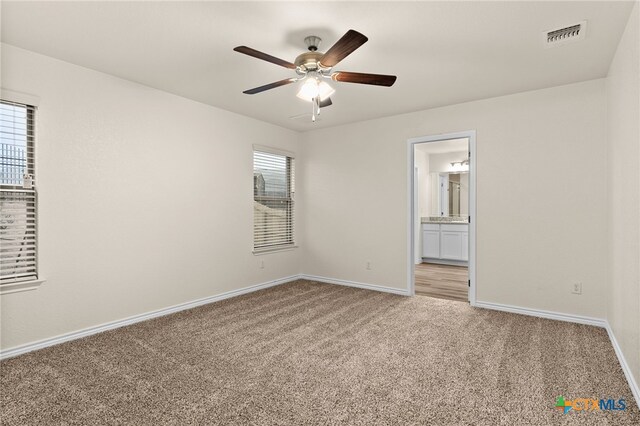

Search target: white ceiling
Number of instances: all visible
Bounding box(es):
[415,138,468,155]
[1,1,634,132]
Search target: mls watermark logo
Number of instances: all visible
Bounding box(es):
[555,396,626,413]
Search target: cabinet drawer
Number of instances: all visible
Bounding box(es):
[441,223,468,232]
[422,223,440,231]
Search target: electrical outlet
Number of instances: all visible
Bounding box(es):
[366,261,372,270]
[571,282,582,295]
[259,259,265,269]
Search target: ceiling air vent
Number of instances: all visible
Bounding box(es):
[543,21,587,48]
[289,113,321,123]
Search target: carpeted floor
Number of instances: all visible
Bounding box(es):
[1,280,638,425]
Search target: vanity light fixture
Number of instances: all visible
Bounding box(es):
[450,159,470,167]
[450,159,470,172]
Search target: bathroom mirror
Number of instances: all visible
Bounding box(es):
[429,172,469,217]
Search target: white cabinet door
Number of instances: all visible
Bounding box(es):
[461,232,469,261]
[422,230,440,258]
[441,231,463,260]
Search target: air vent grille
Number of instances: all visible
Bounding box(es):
[543,21,587,48]
[289,113,321,123]
[547,24,581,43]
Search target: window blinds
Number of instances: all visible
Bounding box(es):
[253,149,295,251]
[1,100,37,284]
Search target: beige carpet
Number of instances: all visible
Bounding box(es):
[1,280,638,425]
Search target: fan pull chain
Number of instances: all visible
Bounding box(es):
[311,98,315,122]
[311,96,320,122]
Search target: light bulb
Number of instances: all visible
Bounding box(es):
[296,78,335,102]
[296,79,319,102]
[318,81,335,100]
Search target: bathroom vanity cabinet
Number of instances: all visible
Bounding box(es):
[422,223,468,261]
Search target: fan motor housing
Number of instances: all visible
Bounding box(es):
[294,51,324,71]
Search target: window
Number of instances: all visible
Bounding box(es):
[1,99,38,287]
[253,147,295,252]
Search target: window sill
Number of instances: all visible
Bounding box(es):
[253,245,298,255]
[0,279,46,295]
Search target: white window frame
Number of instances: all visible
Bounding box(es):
[0,89,44,294]
[252,145,296,254]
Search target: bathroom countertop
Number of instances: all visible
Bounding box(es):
[421,217,469,224]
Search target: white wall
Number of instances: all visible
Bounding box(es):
[415,150,430,218]
[606,2,639,396]
[301,79,607,318]
[460,173,469,216]
[0,39,627,360]
[0,45,301,350]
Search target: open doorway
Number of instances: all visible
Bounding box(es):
[408,131,476,304]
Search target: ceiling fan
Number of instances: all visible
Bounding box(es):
[233,30,397,121]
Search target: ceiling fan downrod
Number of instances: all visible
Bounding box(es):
[304,35,322,52]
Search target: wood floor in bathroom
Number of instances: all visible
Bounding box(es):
[414,263,468,302]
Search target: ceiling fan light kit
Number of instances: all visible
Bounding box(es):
[295,76,335,102]
[234,29,397,122]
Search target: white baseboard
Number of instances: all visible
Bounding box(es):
[605,322,640,410]
[0,274,404,360]
[300,274,410,296]
[473,301,607,328]
[0,275,300,360]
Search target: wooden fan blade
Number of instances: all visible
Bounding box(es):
[243,78,296,94]
[233,46,296,69]
[319,97,333,108]
[331,71,397,87]
[319,30,368,68]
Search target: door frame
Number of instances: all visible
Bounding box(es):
[439,173,449,217]
[406,130,477,304]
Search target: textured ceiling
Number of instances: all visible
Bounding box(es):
[1,1,634,131]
